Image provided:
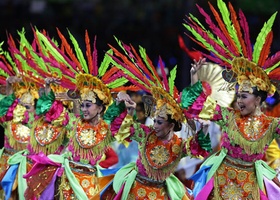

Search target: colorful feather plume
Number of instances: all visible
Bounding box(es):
[109,38,185,122]
[183,0,280,94]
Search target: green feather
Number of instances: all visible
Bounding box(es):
[252,12,277,63]
[0,43,18,74]
[17,28,32,53]
[111,59,147,87]
[113,36,126,53]
[67,30,88,73]
[107,77,128,89]
[138,46,161,86]
[36,31,70,68]
[217,0,242,54]
[0,69,9,78]
[183,23,232,64]
[168,66,177,96]
[99,49,113,76]
[188,14,235,58]
[265,61,280,74]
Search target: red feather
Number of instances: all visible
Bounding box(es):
[186,18,231,60]
[130,44,156,83]
[92,35,98,76]
[196,4,233,53]
[258,31,273,67]
[264,51,280,69]
[158,56,169,92]
[239,10,252,61]
[228,2,247,58]
[0,57,15,76]
[108,44,146,84]
[102,67,119,81]
[85,30,93,75]
[56,28,82,72]
[178,35,202,61]
[208,2,239,56]
[144,52,162,87]
[111,85,140,93]
[268,68,280,80]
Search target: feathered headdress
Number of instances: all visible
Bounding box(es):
[30,28,138,106]
[109,37,185,123]
[183,0,280,96]
[0,29,41,104]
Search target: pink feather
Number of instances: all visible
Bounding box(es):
[196,4,234,53]
[92,35,98,76]
[187,22,231,60]
[158,56,169,92]
[239,10,252,61]
[263,51,280,69]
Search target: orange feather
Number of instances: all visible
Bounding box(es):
[130,44,156,83]
[101,67,119,81]
[258,31,273,67]
[108,44,146,84]
[208,2,239,56]
[56,28,82,72]
[85,30,93,74]
[111,85,140,93]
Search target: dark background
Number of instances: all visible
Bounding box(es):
[0,0,279,91]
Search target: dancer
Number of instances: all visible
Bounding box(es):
[101,39,212,200]
[0,31,42,200]
[182,0,280,198]
[24,28,137,199]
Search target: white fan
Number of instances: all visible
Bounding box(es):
[197,62,236,107]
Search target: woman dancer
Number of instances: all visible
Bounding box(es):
[101,40,212,200]
[182,0,280,198]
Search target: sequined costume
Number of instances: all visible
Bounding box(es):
[100,39,212,200]
[60,102,125,199]
[105,118,209,200]
[0,30,42,200]
[22,29,136,200]
[182,82,280,199]
[182,0,280,198]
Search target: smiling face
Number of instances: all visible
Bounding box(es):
[80,100,103,122]
[236,92,261,116]
[153,116,174,139]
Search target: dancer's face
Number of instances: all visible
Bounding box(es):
[80,100,103,121]
[236,92,261,116]
[21,103,35,113]
[153,116,173,138]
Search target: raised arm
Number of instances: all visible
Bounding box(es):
[190,58,206,85]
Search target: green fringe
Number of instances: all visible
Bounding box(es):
[227,112,277,155]
[137,125,184,182]
[30,117,67,155]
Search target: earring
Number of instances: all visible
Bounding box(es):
[255,105,262,116]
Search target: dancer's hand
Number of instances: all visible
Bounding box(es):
[45,77,61,86]
[190,58,206,85]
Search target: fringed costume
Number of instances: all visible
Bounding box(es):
[101,40,212,200]
[0,30,43,200]
[22,29,137,199]
[183,0,280,199]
